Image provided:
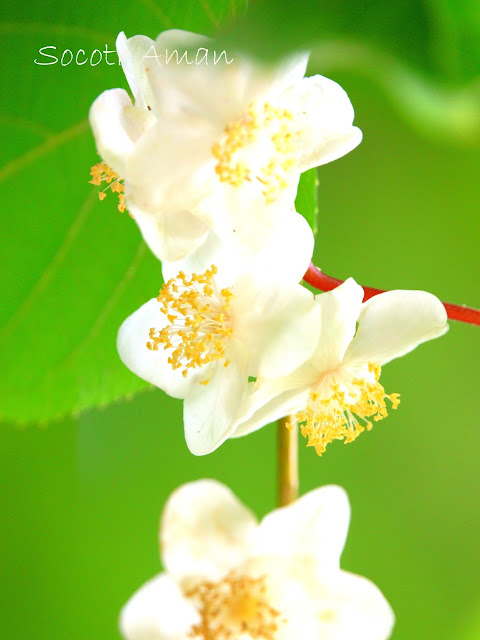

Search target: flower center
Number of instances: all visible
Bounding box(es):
[289,362,400,456]
[89,162,128,215]
[186,571,281,640]
[212,102,298,204]
[147,265,234,382]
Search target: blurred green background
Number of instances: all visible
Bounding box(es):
[1,0,479,638]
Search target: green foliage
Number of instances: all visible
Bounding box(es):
[0,0,245,423]
[1,0,479,423]
[220,0,480,143]
[294,168,318,235]
[460,600,480,640]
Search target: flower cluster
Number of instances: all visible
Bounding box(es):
[90,30,448,458]
[120,481,395,640]
[89,28,449,640]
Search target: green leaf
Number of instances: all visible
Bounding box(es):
[0,0,245,423]
[295,168,319,236]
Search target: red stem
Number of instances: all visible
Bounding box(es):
[303,262,480,327]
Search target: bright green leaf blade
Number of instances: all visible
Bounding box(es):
[0,0,245,423]
[294,168,318,236]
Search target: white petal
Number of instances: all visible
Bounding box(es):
[152,29,308,125]
[310,278,364,372]
[161,230,237,288]
[307,571,395,640]
[233,276,321,378]
[127,116,216,213]
[117,299,196,399]
[251,208,314,282]
[89,89,136,175]
[200,182,294,253]
[253,486,350,572]
[161,480,257,583]
[129,202,210,263]
[119,573,197,640]
[281,75,362,171]
[183,357,248,455]
[231,386,309,438]
[161,208,313,289]
[116,32,157,110]
[220,206,314,284]
[344,289,448,366]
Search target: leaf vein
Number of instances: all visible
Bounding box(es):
[0,191,96,341]
[0,120,89,185]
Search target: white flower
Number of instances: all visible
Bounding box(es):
[117,266,320,455]
[120,480,394,640]
[89,29,361,263]
[160,204,314,288]
[232,278,449,454]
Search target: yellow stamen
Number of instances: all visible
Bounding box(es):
[212,102,298,204]
[186,571,281,640]
[293,362,400,456]
[89,162,133,217]
[147,265,234,379]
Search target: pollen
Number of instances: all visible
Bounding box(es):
[146,265,234,379]
[212,102,298,204]
[289,362,400,456]
[186,571,282,640]
[89,162,132,216]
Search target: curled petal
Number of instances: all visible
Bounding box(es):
[116,32,158,111]
[89,89,137,175]
[310,278,364,372]
[344,289,449,366]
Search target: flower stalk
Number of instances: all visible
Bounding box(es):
[304,262,480,327]
[277,416,299,506]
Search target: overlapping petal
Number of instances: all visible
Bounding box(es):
[90,29,361,268]
[310,278,364,372]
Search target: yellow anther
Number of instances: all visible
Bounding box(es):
[212,102,299,203]
[291,362,400,456]
[186,571,281,640]
[89,161,132,216]
[146,266,234,381]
